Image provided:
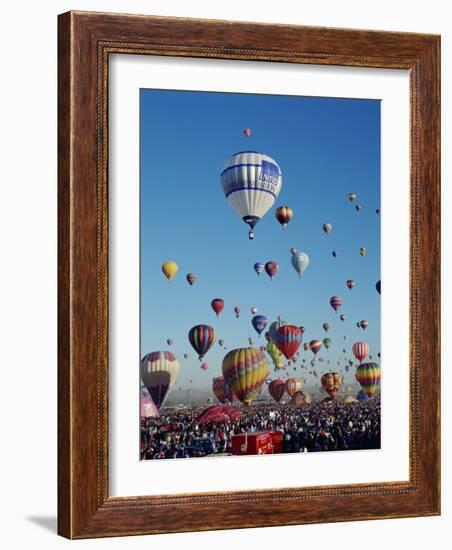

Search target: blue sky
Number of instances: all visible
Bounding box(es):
[140,89,380,391]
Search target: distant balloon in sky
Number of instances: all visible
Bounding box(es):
[252,315,268,336]
[360,247,367,256]
[376,208,380,215]
[234,306,240,318]
[323,323,330,332]
[330,296,343,312]
[291,251,309,277]
[201,362,209,371]
[161,260,178,282]
[265,261,279,280]
[376,280,381,294]
[309,339,322,355]
[332,250,338,258]
[275,206,293,229]
[359,320,369,331]
[352,341,369,363]
[323,337,332,349]
[348,193,357,202]
[346,279,355,290]
[290,247,298,255]
[303,343,309,351]
[322,223,332,235]
[299,326,305,335]
[184,353,189,360]
[166,338,173,347]
[243,128,252,137]
[219,339,224,347]
[355,204,362,211]
[221,151,282,239]
[186,273,196,286]
[211,298,224,317]
[251,306,258,315]
[188,324,216,360]
[254,262,264,276]
[340,314,346,322]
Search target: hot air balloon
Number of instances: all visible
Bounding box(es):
[356,389,369,401]
[352,341,369,363]
[360,247,367,256]
[222,347,269,406]
[201,362,209,371]
[186,273,197,286]
[243,128,252,137]
[376,280,381,294]
[161,260,178,282]
[323,337,332,349]
[340,314,346,322]
[140,351,180,410]
[355,204,362,211]
[356,321,361,328]
[273,352,284,370]
[330,296,343,312]
[332,251,338,258]
[322,223,332,235]
[376,208,380,215]
[359,320,369,331]
[221,151,282,239]
[268,379,286,402]
[275,325,302,359]
[291,251,309,277]
[212,376,228,403]
[166,338,173,347]
[188,324,216,360]
[268,319,286,342]
[275,206,293,229]
[211,298,224,317]
[265,261,279,280]
[303,342,309,351]
[248,337,254,346]
[183,353,189,360]
[347,193,357,202]
[321,372,343,399]
[254,262,264,276]
[291,391,312,407]
[285,377,302,397]
[346,280,355,290]
[299,326,305,335]
[219,339,224,347]
[266,341,279,361]
[356,362,381,397]
[251,306,258,315]
[343,395,357,404]
[252,315,268,336]
[309,339,322,356]
[323,323,330,332]
[290,247,297,255]
[234,306,240,318]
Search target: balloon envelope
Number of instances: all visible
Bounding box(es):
[291,251,309,277]
[222,347,269,406]
[252,314,268,335]
[140,351,180,409]
[268,379,286,402]
[275,325,302,359]
[161,260,178,282]
[221,151,282,239]
[188,324,216,359]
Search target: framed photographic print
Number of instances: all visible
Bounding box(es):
[58,11,440,538]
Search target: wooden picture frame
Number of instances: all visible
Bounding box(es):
[58,11,440,538]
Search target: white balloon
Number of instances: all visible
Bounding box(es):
[221,151,282,239]
[291,251,310,276]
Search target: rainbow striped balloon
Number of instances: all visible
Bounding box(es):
[222,347,269,406]
[355,362,381,398]
[188,324,216,360]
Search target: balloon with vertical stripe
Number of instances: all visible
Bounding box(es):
[355,362,381,398]
[222,347,269,406]
[188,324,216,360]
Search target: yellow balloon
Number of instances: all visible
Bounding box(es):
[162,260,178,282]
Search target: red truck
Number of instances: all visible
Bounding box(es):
[231,431,283,455]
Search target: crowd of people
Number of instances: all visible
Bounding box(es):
[140,398,381,460]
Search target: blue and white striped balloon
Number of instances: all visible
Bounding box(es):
[254,262,264,276]
[221,151,282,239]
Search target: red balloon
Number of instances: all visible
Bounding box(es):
[352,341,369,363]
[265,261,279,280]
[211,298,224,317]
[268,379,286,403]
[275,325,302,359]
